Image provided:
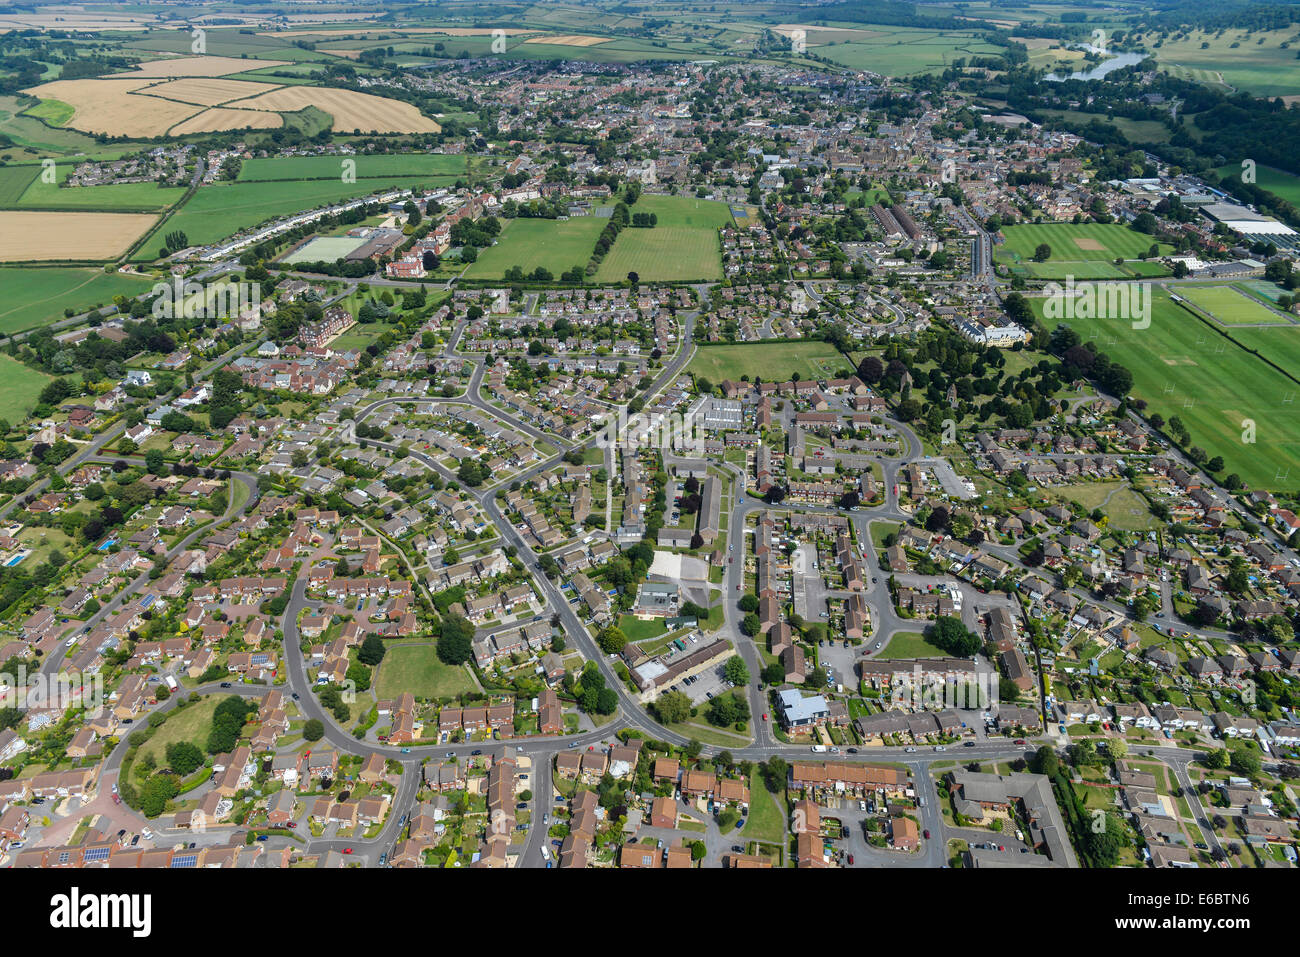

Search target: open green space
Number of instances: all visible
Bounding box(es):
[595,194,731,282]
[1214,162,1300,208]
[0,266,154,335]
[687,340,852,383]
[374,643,478,700]
[1033,289,1300,490]
[877,631,948,659]
[1148,28,1300,98]
[0,353,53,421]
[0,164,40,205]
[136,694,222,767]
[464,213,607,280]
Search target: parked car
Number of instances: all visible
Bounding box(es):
[923,829,930,840]
[342,848,353,855]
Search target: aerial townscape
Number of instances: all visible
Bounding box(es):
[1,0,1300,904]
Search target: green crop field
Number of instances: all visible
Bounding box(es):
[0,164,40,205]
[463,214,608,279]
[236,153,466,182]
[1176,284,1288,326]
[1033,290,1300,489]
[133,176,450,255]
[997,222,1171,279]
[595,194,730,282]
[0,353,53,422]
[687,340,853,383]
[815,27,1001,76]
[15,165,184,211]
[1215,162,1300,208]
[0,266,155,335]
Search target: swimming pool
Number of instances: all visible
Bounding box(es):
[4,554,23,567]
[96,538,118,552]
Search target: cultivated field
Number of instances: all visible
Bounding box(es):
[814,27,1001,76]
[0,164,40,205]
[224,85,440,133]
[523,34,609,46]
[170,107,284,135]
[23,78,198,137]
[126,55,290,78]
[464,214,608,279]
[1176,284,1288,326]
[594,194,730,282]
[0,267,154,335]
[236,153,465,181]
[134,176,441,252]
[139,77,284,106]
[687,341,852,383]
[0,211,159,261]
[997,222,1171,279]
[1033,290,1300,489]
[1214,162,1300,208]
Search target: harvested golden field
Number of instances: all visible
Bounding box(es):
[170,107,284,135]
[524,34,609,46]
[139,77,284,107]
[225,85,440,133]
[126,55,289,78]
[259,26,531,37]
[0,211,158,262]
[23,78,199,137]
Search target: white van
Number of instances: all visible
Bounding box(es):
[810,745,828,753]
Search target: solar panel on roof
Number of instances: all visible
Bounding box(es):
[171,854,197,868]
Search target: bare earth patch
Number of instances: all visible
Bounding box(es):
[1073,237,1106,251]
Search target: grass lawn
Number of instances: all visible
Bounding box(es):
[1032,289,1300,490]
[996,223,1171,279]
[1045,481,1157,532]
[877,631,948,659]
[464,214,607,280]
[687,340,853,383]
[1149,27,1300,98]
[594,195,732,282]
[0,354,52,421]
[16,163,184,211]
[374,643,477,700]
[137,695,222,766]
[618,614,672,643]
[741,769,786,845]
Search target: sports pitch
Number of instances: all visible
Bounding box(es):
[997,223,1171,279]
[1176,284,1289,326]
[463,214,608,279]
[1036,290,1300,489]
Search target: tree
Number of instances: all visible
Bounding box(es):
[723,655,750,687]
[303,719,325,742]
[760,756,787,793]
[437,614,475,665]
[738,593,759,613]
[357,634,387,666]
[1032,242,1052,262]
[164,741,204,776]
[927,615,980,656]
[740,612,760,636]
[654,690,692,725]
[596,625,627,655]
[145,448,166,475]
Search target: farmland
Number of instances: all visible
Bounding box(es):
[812,26,1002,76]
[464,214,608,280]
[996,222,1172,279]
[0,267,155,334]
[12,164,184,211]
[0,164,40,205]
[237,153,466,182]
[594,195,731,282]
[133,176,444,253]
[1139,28,1300,98]
[1033,290,1300,490]
[1215,162,1300,208]
[687,341,853,384]
[220,85,440,134]
[0,210,160,262]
